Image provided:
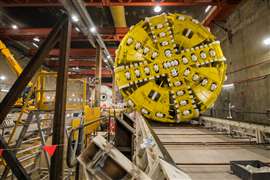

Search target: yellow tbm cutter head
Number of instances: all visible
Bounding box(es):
[114,13,227,123]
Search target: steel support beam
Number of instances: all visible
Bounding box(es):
[0,136,30,180]
[112,75,116,104]
[202,1,240,26]
[0,13,69,180]
[28,48,116,58]
[202,5,223,26]
[71,69,111,77]
[94,46,102,107]
[0,0,218,7]
[0,15,67,124]
[49,18,71,179]
[0,27,128,42]
[45,60,96,67]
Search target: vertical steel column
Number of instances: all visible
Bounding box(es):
[49,18,71,180]
[95,46,102,107]
[0,15,67,124]
[0,14,68,180]
[112,75,116,104]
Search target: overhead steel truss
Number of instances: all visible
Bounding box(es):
[0,0,221,7]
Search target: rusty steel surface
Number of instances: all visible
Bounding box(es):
[50,17,71,179]
[0,0,219,7]
[0,27,128,42]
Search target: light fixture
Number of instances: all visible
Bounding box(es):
[32,42,39,48]
[11,24,18,30]
[0,89,9,92]
[106,55,111,59]
[0,75,6,80]
[33,37,40,42]
[71,15,79,22]
[222,83,234,89]
[154,5,162,13]
[205,5,212,13]
[75,27,80,32]
[90,26,96,33]
[263,37,270,46]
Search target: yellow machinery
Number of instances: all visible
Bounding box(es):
[114,13,227,123]
[72,107,101,139]
[0,40,23,76]
[0,40,34,107]
[0,39,101,138]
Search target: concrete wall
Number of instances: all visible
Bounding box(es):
[208,0,270,124]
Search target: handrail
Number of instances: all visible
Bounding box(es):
[66,117,105,168]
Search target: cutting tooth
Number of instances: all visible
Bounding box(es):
[178,15,185,21]
[210,83,217,91]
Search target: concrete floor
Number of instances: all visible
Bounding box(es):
[154,127,270,180]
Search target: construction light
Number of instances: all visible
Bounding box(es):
[71,15,79,22]
[222,83,234,89]
[205,5,212,13]
[0,75,6,80]
[33,37,40,42]
[75,27,80,32]
[11,24,18,30]
[263,37,270,46]
[154,5,162,13]
[0,89,9,92]
[90,26,96,33]
[32,42,39,48]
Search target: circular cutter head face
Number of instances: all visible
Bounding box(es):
[114,13,227,123]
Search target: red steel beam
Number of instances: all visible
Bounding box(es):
[0,27,128,42]
[88,82,112,87]
[45,60,112,77]
[46,60,96,67]
[0,0,218,7]
[202,1,241,26]
[202,6,223,26]
[69,69,112,78]
[28,48,116,57]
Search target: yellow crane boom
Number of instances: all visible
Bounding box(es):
[0,40,23,76]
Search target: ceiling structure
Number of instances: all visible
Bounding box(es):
[0,0,242,83]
